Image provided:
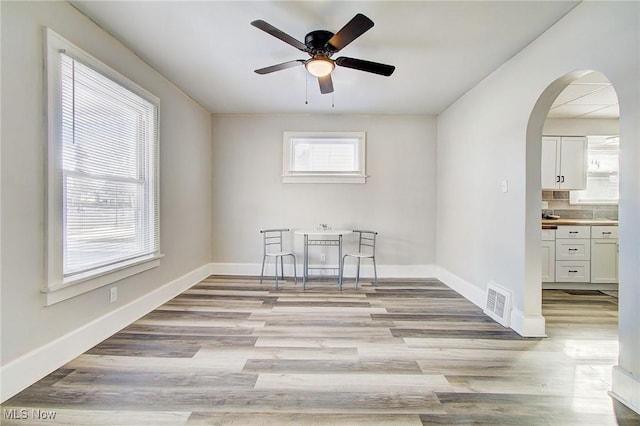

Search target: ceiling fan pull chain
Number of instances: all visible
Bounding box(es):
[332,92,335,108]
[305,69,309,105]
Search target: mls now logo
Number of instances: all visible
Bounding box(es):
[4,408,57,420]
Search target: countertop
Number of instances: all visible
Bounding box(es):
[542,218,618,228]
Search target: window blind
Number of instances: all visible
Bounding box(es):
[60,53,159,278]
[291,137,359,172]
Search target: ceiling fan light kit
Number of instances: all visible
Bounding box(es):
[251,13,395,95]
[305,56,334,77]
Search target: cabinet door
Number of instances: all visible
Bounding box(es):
[541,240,555,282]
[591,239,618,283]
[558,137,587,190]
[541,137,560,189]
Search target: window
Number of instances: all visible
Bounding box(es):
[570,136,619,205]
[44,29,160,304]
[282,132,366,183]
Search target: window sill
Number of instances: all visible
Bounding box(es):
[282,174,367,184]
[42,254,163,306]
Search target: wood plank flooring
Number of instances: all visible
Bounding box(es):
[3,277,639,425]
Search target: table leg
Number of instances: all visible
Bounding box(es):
[303,234,308,289]
[338,234,343,290]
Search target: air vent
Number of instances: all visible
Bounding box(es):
[484,281,512,327]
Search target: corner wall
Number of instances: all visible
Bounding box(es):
[1,2,212,401]
[436,1,639,412]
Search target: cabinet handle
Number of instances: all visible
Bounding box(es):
[568,248,578,251]
[602,232,612,235]
[569,231,578,234]
[561,175,565,183]
[556,175,561,183]
[569,270,578,273]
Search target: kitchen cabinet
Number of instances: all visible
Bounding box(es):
[590,226,619,283]
[541,229,555,282]
[542,224,618,286]
[541,136,587,190]
[555,226,590,282]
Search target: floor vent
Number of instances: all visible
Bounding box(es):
[484,281,512,327]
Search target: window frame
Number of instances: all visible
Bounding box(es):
[44,28,162,305]
[569,135,619,205]
[282,131,367,183]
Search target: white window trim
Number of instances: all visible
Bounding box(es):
[282,131,367,184]
[44,28,162,305]
[569,136,619,206]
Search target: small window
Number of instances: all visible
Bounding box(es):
[282,132,366,183]
[44,29,161,304]
[570,136,619,205]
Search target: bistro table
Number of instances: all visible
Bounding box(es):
[294,229,353,289]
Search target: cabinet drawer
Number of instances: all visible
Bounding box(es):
[556,239,590,261]
[591,226,618,239]
[556,261,590,282]
[541,229,556,241]
[556,226,590,239]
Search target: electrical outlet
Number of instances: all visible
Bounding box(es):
[320,252,326,262]
[109,287,118,303]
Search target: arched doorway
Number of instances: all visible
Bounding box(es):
[526,69,620,336]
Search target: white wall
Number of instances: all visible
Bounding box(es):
[1,1,212,399]
[436,1,639,412]
[211,114,437,276]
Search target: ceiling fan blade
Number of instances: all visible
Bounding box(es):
[318,74,334,94]
[251,20,307,51]
[254,60,305,75]
[327,13,374,52]
[335,56,395,76]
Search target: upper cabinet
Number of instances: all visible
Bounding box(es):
[541,136,587,190]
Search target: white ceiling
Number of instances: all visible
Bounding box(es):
[70,1,582,115]
[547,71,620,119]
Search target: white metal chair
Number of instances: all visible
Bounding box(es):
[340,230,378,290]
[260,228,297,289]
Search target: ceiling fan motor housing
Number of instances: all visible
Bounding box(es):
[305,30,336,55]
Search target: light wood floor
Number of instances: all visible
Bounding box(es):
[3,277,639,425]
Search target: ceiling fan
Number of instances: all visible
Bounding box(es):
[251,13,395,94]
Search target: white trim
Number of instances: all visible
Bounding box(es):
[611,366,640,415]
[0,263,210,403]
[435,267,546,337]
[209,262,436,279]
[282,131,367,184]
[435,266,486,309]
[509,308,547,337]
[282,174,367,184]
[42,256,162,306]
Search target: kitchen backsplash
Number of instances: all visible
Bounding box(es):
[542,191,618,220]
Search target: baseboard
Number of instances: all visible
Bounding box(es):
[0,263,211,403]
[542,282,618,290]
[435,267,546,337]
[611,366,640,415]
[435,266,486,309]
[509,308,547,337]
[209,262,436,279]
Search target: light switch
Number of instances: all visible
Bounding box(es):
[501,180,508,193]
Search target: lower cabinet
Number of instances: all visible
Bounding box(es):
[541,229,555,282]
[541,224,618,286]
[590,226,619,283]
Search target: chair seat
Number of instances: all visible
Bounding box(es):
[344,252,373,259]
[265,251,294,257]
